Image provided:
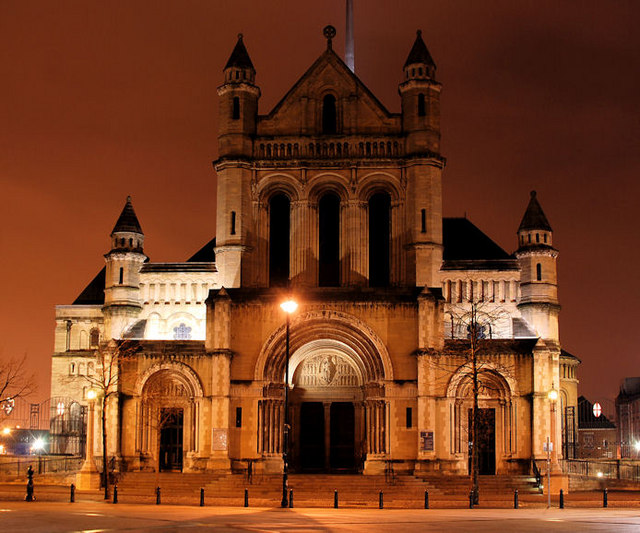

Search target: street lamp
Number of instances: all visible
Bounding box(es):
[546,388,558,508]
[280,298,298,508]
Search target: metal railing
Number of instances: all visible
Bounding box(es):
[560,459,640,482]
[0,455,83,476]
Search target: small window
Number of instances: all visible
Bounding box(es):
[528,234,531,243]
[536,233,540,243]
[90,328,99,347]
[119,267,124,284]
[232,97,240,120]
[87,362,95,376]
[418,93,426,116]
[120,238,125,246]
[322,94,337,134]
[129,238,133,247]
[236,407,242,428]
[536,263,542,281]
[544,234,548,243]
[69,362,76,375]
[231,211,236,235]
[421,209,426,233]
[406,407,413,428]
[418,67,423,76]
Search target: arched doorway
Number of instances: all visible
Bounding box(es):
[137,364,203,472]
[255,310,392,474]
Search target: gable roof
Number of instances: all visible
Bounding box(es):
[264,47,395,121]
[578,396,616,429]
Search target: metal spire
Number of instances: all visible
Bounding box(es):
[345,0,354,72]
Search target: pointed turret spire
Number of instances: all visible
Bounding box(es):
[224,33,255,71]
[111,196,143,235]
[518,191,552,232]
[403,30,436,78]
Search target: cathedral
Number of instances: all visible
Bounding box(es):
[51,27,579,478]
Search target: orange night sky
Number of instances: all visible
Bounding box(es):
[1,1,639,410]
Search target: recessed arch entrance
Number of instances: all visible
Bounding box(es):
[256,311,391,473]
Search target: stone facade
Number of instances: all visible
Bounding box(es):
[51,29,579,476]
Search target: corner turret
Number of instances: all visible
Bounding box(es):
[399,30,441,155]
[103,196,146,339]
[217,34,260,158]
[516,191,559,342]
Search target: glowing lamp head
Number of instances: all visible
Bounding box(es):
[2,427,10,435]
[87,389,97,401]
[32,438,45,452]
[280,299,298,314]
[548,389,558,402]
[634,442,640,452]
[597,471,604,478]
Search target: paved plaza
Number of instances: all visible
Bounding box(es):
[0,501,639,532]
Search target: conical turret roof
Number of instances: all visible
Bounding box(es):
[518,191,552,232]
[111,196,143,235]
[224,33,254,71]
[404,30,436,69]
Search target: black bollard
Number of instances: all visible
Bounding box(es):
[244,488,249,508]
[559,489,564,509]
[289,489,293,508]
[156,486,161,505]
[113,485,118,504]
[70,483,75,503]
[379,491,384,509]
[25,465,35,502]
[200,488,205,507]
[603,488,608,508]
[469,490,474,509]
[514,489,518,509]
[424,490,429,509]
[334,489,339,509]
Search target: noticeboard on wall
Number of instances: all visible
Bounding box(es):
[420,430,434,452]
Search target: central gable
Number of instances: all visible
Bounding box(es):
[257,49,400,137]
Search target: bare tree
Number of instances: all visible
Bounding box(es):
[0,355,35,418]
[438,301,514,504]
[76,340,140,499]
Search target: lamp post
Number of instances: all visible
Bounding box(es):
[547,388,558,508]
[280,298,298,508]
[80,390,97,474]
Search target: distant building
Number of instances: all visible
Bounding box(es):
[50,28,579,475]
[577,396,616,459]
[616,378,640,458]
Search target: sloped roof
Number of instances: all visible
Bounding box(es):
[578,396,616,429]
[404,30,436,69]
[72,239,216,305]
[224,34,254,71]
[442,217,517,270]
[111,196,143,235]
[518,191,552,232]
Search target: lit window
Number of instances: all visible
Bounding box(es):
[173,323,192,340]
[56,402,65,416]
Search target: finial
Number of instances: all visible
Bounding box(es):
[127,195,132,203]
[417,29,422,37]
[237,33,243,41]
[323,25,336,50]
[530,190,537,198]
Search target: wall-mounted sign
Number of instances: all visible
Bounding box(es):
[420,430,434,452]
[212,428,228,451]
[593,402,602,418]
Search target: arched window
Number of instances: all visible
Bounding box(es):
[369,192,391,287]
[421,208,427,233]
[319,193,340,286]
[89,328,100,348]
[232,97,240,120]
[269,194,291,287]
[536,263,542,281]
[322,94,337,134]
[418,93,426,116]
[119,267,124,284]
[230,211,236,235]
